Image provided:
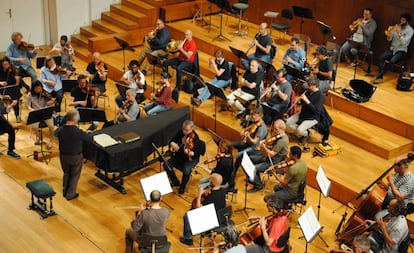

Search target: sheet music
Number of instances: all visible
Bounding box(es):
[241,152,255,181]
[316,165,331,198]
[298,207,322,243]
[187,203,219,235]
[140,172,173,201]
[93,133,120,147]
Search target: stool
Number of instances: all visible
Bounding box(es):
[26,179,56,219]
[264,11,279,36]
[233,2,249,36]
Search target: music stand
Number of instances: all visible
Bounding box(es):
[77,107,107,123]
[229,46,249,80]
[314,165,331,248]
[145,52,162,92]
[114,36,136,73]
[298,207,323,253]
[261,102,283,124]
[283,64,306,81]
[26,106,55,164]
[115,83,129,97]
[36,56,62,69]
[205,82,227,132]
[139,171,174,213]
[292,6,314,35]
[0,84,19,100]
[207,128,224,148]
[236,152,256,217]
[316,20,335,44]
[211,0,231,42]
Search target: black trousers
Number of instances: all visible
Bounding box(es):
[0,116,15,151]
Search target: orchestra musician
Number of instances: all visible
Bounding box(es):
[212,225,247,253]
[41,56,70,113]
[103,89,139,128]
[116,60,146,106]
[25,81,56,150]
[85,52,108,93]
[125,190,171,253]
[368,198,409,253]
[381,155,414,209]
[69,74,99,131]
[137,18,171,76]
[286,76,324,151]
[0,56,22,123]
[49,35,76,72]
[311,45,333,93]
[282,37,306,81]
[371,13,414,84]
[180,173,226,246]
[263,146,307,207]
[233,107,267,175]
[197,140,234,189]
[241,23,274,70]
[341,8,377,66]
[227,60,264,118]
[6,32,38,85]
[330,235,371,253]
[244,197,289,253]
[0,93,20,159]
[143,72,172,116]
[245,119,289,193]
[261,68,292,124]
[163,120,204,195]
[191,49,231,107]
[163,29,197,91]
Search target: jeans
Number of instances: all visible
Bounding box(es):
[144,101,170,116]
[286,113,318,138]
[163,156,199,193]
[341,41,360,62]
[377,49,407,78]
[163,58,193,90]
[51,89,64,112]
[19,66,38,83]
[241,54,270,70]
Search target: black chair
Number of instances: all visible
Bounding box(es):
[138,233,170,253]
[284,179,306,214]
[276,227,291,253]
[272,9,293,42]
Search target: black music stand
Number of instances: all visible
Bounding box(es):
[284,64,307,81]
[77,107,107,123]
[0,84,20,101]
[206,82,227,132]
[36,56,62,69]
[229,46,248,80]
[207,128,224,148]
[316,20,335,44]
[261,102,283,124]
[26,106,55,164]
[116,83,129,97]
[145,52,162,92]
[292,6,314,35]
[211,0,231,42]
[62,80,78,93]
[114,36,136,73]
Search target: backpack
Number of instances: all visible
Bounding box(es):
[396,71,413,91]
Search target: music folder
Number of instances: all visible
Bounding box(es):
[115,132,141,143]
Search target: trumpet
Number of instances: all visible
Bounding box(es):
[166,39,183,53]
[385,25,398,37]
[349,18,362,31]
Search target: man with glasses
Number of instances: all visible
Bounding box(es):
[137,19,171,76]
[282,37,306,81]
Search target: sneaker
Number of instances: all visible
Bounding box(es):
[190,97,201,107]
[349,62,358,67]
[16,115,21,123]
[298,136,309,145]
[7,151,20,159]
[179,237,193,246]
[66,193,79,201]
[371,78,384,84]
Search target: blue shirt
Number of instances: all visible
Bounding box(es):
[6,43,36,70]
[283,47,306,69]
[40,67,64,93]
[390,24,414,54]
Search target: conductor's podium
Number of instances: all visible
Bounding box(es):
[26,179,56,219]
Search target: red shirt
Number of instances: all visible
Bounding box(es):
[178,39,196,63]
[155,86,172,108]
[268,215,288,252]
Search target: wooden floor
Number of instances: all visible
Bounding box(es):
[0,14,414,253]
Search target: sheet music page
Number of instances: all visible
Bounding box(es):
[187,203,219,235]
[241,152,255,181]
[93,133,120,147]
[316,165,331,198]
[140,172,173,201]
[298,207,322,243]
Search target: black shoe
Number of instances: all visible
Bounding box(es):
[178,189,185,195]
[180,237,193,246]
[236,111,245,119]
[248,186,263,193]
[66,193,79,201]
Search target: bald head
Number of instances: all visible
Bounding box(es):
[210,173,223,188]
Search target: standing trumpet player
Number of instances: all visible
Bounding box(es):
[372,13,414,84]
[241,23,274,70]
[136,19,171,76]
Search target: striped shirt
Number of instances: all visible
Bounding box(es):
[387,171,414,204]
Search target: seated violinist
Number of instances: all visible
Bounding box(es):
[103,89,139,128]
[144,72,172,116]
[25,81,56,149]
[0,56,23,123]
[0,96,20,159]
[264,146,307,207]
[244,197,289,253]
[212,225,247,253]
[116,60,146,106]
[41,56,71,113]
[85,52,108,93]
[245,119,289,193]
[330,235,371,253]
[198,140,234,189]
[69,74,99,131]
[180,173,226,246]
[125,190,171,253]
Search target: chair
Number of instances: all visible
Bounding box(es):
[272,9,293,43]
[228,61,238,91]
[277,227,291,253]
[284,179,307,214]
[264,11,279,36]
[325,41,342,90]
[232,0,249,36]
[138,233,170,253]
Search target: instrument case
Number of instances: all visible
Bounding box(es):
[342,79,376,103]
[313,142,341,157]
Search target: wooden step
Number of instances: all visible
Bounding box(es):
[110,4,152,27]
[160,0,221,22]
[326,106,413,159]
[92,19,126,34]
[70,34,89,48]
[121,0,158,19]
[80,26,110,38]
[140,0,188,7]
[72,45,90,62]
[101,11,140,31]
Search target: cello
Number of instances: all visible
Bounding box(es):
[337,153,414,245]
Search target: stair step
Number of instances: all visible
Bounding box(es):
[326,107,413,159]
[122,0,157,15]
[110,4,148,24]
[70,34,89,48]
[92,19,126,34]
[72,45,90,62]
[80,26,110,38]
[101,11,140,31]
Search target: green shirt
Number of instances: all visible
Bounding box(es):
[285,160,307,196]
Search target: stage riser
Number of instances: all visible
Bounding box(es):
[110,4,154,28]
[160,0,221,23]
[101,12,140,31]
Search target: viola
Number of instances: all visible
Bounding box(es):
[121,100,133,110]
[82,84,99,95]
[264,159,295,175]
[156,83,167,95]
[201,153,225,165]
[18,41,35,51]
[184,132,195,161]
[191,186,211,209]
[51,65,68,75]
[242,119,262,142]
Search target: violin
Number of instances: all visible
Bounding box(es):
[191,185,211,209]
[50,65,68,75]
[18,41,36,51]
[264,159,295,175]
[121,100,133,110]
[82,83,99,95]
[258,134,282,150]
[242,120,262,142]
[184,132,195,161]
[201,153,225,165]
[156,83,167,95]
